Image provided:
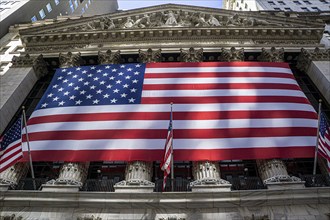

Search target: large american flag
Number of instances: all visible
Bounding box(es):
[318,112,330,172]
[0,118,23,172]
[22,62,318,162]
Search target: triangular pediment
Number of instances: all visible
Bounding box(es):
[18,4,325,54]
[20,4,322,35]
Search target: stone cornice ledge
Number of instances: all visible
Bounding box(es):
[0,187,329,209]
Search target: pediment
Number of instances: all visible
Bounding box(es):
[20,4,322,35]
[18,4,325,54]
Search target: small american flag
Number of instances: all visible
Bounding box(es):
[161,115,173,191]
[318,112,330,172]
[0,118,23,173]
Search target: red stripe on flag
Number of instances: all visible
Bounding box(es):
[26,110,317,124]
[146,62,290,68]
[143,83,301,91]
[141,96,310,104]
[21,146,314,162]
[144,72,295,79]
[23,127,317,141]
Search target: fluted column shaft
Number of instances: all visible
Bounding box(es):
[55,162,89,186]
[190,161,230,186]
[125,161,153,185]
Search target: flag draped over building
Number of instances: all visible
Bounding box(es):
[0,118,23,172]
[160,115,173,190]
[22,62,318,162]
[318,112,330,172]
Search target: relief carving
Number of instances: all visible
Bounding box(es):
[46,9,290,34]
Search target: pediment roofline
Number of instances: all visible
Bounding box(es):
[19,3,323,36]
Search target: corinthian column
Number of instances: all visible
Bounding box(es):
[114,161,154,192]
[42,52,88,192]
[257,47,304,189]
[114,49,163,192]
[257,159,303,189]
[0,163,29,191]
[190,161,231,192]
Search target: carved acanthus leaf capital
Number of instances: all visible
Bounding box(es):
[180,47,203,62]
[98,50,121,64]
[11,54,34,67]
[297,47,330,71]
[33,54,48,78]
[139,48,162,63]
[220,47,244,62]
[59,52,82,68]
[260,47,285,62]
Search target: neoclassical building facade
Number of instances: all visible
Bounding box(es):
[0,4,330,220]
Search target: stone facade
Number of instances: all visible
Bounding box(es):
[0,4,330,220]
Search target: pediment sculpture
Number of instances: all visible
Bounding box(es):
[46,9,293,34]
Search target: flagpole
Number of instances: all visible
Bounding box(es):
[313,99,322,176]
[22,106,36,190]
[170,102,174,192]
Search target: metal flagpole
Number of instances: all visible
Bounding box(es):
[313,99,322,176]
[22,106,36,190]
[170,102,174,192]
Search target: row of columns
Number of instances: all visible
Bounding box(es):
[1,47,329,191]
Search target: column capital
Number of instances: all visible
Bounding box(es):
[259,47,284,62]
[297,47,330,71]
[138,48,162,63]
[180,47,203,62]
[11,54,48,79]
[59,52,83,68]
[98,49,121,64]
[220,47,244,61]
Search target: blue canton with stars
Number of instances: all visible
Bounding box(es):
[0,118,21,152]
[36,64,146,110]
[319,112,329,138]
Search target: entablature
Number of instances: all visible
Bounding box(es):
[17,4,326,55]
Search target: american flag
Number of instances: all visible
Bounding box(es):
[23,62,318,162]
[318,112,330,172]
[160,116,173,191]
[0,118,23,172]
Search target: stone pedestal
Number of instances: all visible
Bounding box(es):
[190,161,231,192]
[257,159,305,189]
[42,162,89,192]
[0,162,28,190]
[114,161,154,192]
